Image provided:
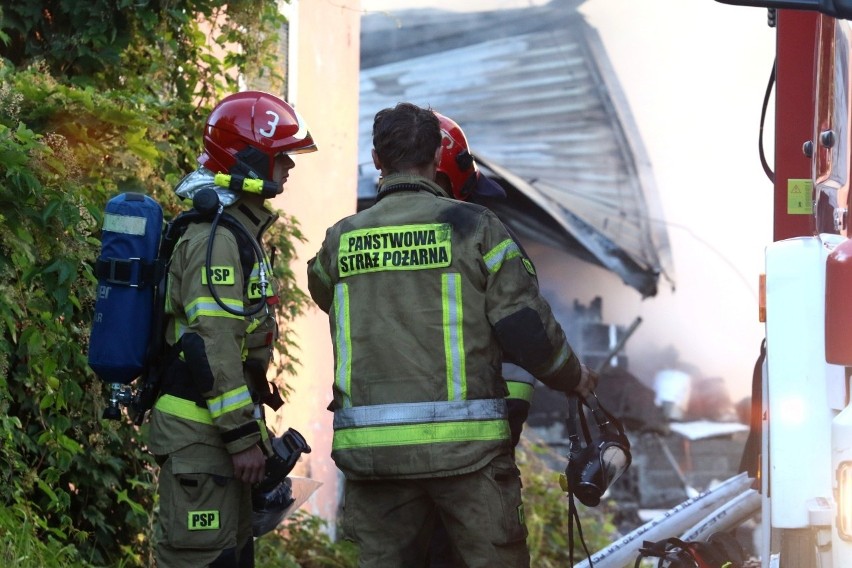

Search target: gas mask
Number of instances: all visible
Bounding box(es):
[252,428,311,537]
[563,392,632,507]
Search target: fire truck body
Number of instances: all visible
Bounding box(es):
[583,3,852,566]
[715,3,852,566]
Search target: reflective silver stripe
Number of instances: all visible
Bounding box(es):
[103,212,147,236]
[484,239,521,273]
[442,273,466,401]
[333,398,507,429]
[333,283,352,408]
[207,386,253,419]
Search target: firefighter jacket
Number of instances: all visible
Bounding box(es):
[148,197,278,457]
[307,173,582,480]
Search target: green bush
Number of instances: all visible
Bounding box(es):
[256,511,359,568]
[0,2,297,565]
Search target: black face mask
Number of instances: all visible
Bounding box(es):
[565,392,632,508]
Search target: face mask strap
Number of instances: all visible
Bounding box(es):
[570,394,595,446]
[565,394,597,567]
[584,392,631,449]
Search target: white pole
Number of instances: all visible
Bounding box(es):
[572,472,754,568]
[680,489,761,542]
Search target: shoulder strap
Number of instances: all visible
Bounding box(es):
[220,213,256,281]
[162,210,257,283]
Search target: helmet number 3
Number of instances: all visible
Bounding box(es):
[259,110,280,138]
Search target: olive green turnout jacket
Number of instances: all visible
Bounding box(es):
[308,174,582,479]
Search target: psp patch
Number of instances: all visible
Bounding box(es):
[188,510,220,530]
[201,266,236,285]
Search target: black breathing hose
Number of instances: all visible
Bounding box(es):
[199,193,270,317]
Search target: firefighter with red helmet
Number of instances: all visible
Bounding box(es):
[307,102,596,567]
[147,91,316,567]
[427,111,540,567]
[433,111,537,449]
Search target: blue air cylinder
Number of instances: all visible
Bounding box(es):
[88,193,163,384]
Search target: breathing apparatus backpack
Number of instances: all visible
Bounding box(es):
[88,193,165,421]
[87,188,269,423]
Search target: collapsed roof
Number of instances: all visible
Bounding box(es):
[358,0,674,297]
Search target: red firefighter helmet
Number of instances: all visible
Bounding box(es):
[198,91,317,181]
[434,111,505,201]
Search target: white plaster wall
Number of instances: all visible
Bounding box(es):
[270,0,361,527]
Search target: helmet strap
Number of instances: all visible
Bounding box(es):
[459,173,477,200]
[455,148,474,171]
[233,146,272,181]
[455,149,476,199]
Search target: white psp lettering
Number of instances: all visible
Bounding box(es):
[259,110,280,137]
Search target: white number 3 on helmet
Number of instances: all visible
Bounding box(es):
[259,110,280,137]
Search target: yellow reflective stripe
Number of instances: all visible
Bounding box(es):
[506,381,535,402]
[241,178,265,194]
[484,239,521,273]
[185,296,243,322]
[337,223,452,277]
[332,419,509,450]
[168,319,185,345]
[442,273,466,401]
[311,258,332,287]
[155,394,214,424]
[333,283,352,408]
[207,385,253,419]
[214,172,265,194]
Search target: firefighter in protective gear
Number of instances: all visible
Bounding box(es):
[433,110,536,449]
[147,91,316,568]
[307,102,596,567]
[428,111,541,567]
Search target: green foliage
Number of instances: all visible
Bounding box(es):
[0,503,82,568]
[256,511,359,568]
[0,1,298,566]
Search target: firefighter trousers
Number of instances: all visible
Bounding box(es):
[342,452,530,568]
[154,443,253,567]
